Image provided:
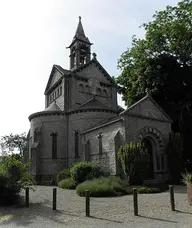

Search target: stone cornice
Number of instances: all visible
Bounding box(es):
[29,108,119,121]
[28,111,65,121]
[124,113,171,123]
[67,108,119,115]
[44,76,64,95]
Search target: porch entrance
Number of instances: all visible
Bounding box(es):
[142,138,154,179]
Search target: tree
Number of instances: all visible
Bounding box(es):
[167,132,183,183]
[0,154,34,205]
[0,133,27,156]
[117,142,149,185]
[116,0,192,169]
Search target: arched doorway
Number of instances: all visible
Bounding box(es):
[142,138,154,179]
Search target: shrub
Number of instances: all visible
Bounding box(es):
[117,142,150,185]
[0,155,34,206]
[76,176,129,197]
[58,178,76,189]
[136,186,160,194]
[56,168,71,184]
[71,162,104,184]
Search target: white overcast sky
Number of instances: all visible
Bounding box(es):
[0,0,179,139]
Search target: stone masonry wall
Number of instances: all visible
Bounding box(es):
[70,77,117,110]
[30,114,67,176]
[83,120,125,175]
[67,111,117,166]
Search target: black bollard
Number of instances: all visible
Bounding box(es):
[169,185,175,211]
[52,188,57,210]
[133,188,138,216]
[25,187,29,208]
[85,190,90,217]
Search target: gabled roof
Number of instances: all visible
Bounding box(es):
[44,65,70,94]
[72,58,116,85]
[82,116,124,134]
[44,101,61,112]
[120,93,173,123]
[77,96,108,110]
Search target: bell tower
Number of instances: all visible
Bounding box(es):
[67,16,92,70]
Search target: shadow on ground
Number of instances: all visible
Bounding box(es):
[138,215,178,224]
[165,186,187,194]
[0,198,81,227]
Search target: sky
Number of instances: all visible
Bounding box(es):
[0,0,179,140]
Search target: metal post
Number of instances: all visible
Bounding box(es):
[133,188,138,216]
[85,190,90,217]
[169,185,175,211]
[25,187,29,207]
[52,188,57,210]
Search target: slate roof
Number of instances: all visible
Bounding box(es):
[68,16,92,47]
[44,65,70,93]
[44,101,61,112]
[77,97,108,110]
[54,65,70,75]
[82,115,123,134]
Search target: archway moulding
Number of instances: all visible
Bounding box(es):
[138,127,164,148]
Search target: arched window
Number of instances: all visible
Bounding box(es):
[96,87,102,96]
[60,86,62,95]
[97,132,103,155]
[78,83,84,92]
[85,85,90,93]
[50,132,58,159]
[103,89,108,97]
[74,130,80,158]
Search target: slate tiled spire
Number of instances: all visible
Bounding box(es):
[72,16,91,44]
[68,17,92,70]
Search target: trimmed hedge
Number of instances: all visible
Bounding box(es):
[76,176,161,197]
[58,178,76,189]
[71,162,104,184]
[76,176,129,197]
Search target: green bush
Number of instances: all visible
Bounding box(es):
[57,168,71,184]
[135,186,160,194]
[58,178,76,189]
[117,142,150,185]
[76,176,161,197]
[71,162,104,184]
[0,155,34,206]
[76,176,129,197]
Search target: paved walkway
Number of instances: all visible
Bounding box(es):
[0,186,192,228]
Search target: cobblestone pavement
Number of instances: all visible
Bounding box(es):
[0,186,192,228]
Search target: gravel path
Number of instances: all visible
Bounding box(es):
[0,186,192,228]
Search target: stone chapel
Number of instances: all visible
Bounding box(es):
[28,17,172,184]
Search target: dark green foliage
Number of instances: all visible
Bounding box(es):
[76,176,161,197]
[135,186,160,194]
[76,176,129,197]
[56,168,71,184]
[70,162,104,184]
[116,0,192,169]
[117,142,150,185]
[58,178,76,189]
[0,154,34,206]
[167,132,183,183]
